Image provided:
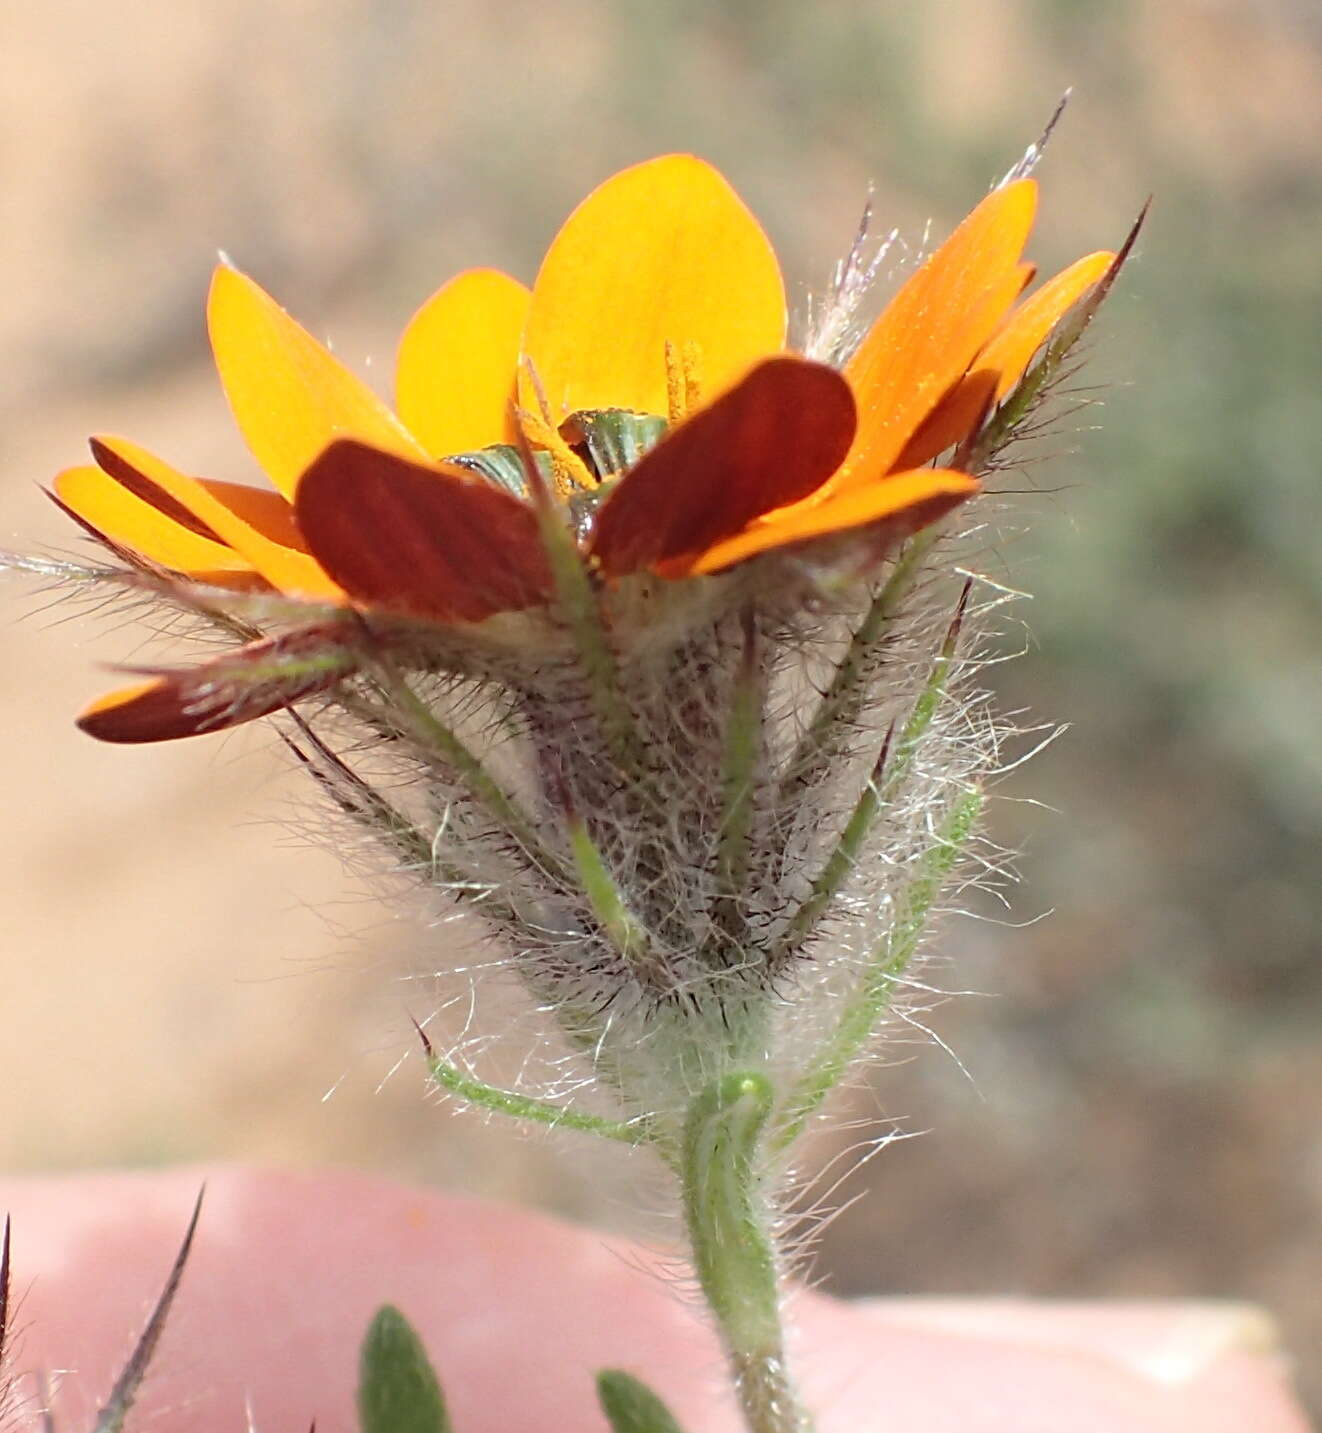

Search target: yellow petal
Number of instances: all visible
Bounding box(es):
[54,464,252,574]
[681,469,979,575]
[842,180,1038,483]
[520,155,786,422]
[396,268,530,457]
[977,249,1116,399]
[92,436,344,601]
[208,264,426,498]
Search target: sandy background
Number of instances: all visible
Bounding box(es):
[3,0,1322,1412]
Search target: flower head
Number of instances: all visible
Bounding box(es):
[49,154,1115,743]
[15,146,1140,1433]
[22,145,1137,1148]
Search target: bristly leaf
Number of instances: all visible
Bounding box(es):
[596,1370,687,1433]
[356,1306,452,1433]
[91,1189,203,1433]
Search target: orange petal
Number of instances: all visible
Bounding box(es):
[891,249,1115,470]
[590,357,856,577]
[208,264,426,498]
[92,436,344,601]
[53,464,253,574]
[396,268,530,457]
[891,369,999,472]
[842,180,1038,483]
[681,469,979,575]
[520,155,786,422]
[77,623,365,743]
[294,440,551,623]
[976,249,1116,399]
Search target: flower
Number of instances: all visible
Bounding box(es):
[52,155,1115,742]
[22,149,1139,1433]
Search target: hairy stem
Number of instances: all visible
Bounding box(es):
[682,1073,813,1433]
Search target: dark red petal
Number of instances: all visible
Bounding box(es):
[589,357,856,577]
[90,437,226,542]
[295,440,552,622]
[78,623,364,743]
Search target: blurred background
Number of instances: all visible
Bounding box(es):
[3,0,1320,1410]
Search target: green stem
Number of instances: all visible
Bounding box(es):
[424,1052,652,1146]
[682,1073,813,1433]
[774,787,983,1152]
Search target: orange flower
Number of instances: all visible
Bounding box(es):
[58,155,1115,741]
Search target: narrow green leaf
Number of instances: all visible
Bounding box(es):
[596,1369,687,1433]
[422,1044,651,1146]
[357,1306,452,1433]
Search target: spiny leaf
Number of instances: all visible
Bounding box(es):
[356,1306,452,1433]
[596,1369,687,1433]
[90,1189,203,1433]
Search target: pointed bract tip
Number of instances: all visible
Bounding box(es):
[1067,197,1150,329]
[945,577,974,652]
[90,1190,204,1433]
[0,1213,11,1365]
[871,720,898,782]
[1001,90,1072,185]
[409,1015,435,1061]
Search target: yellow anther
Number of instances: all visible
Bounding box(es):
[516,354,596,497]
[664,339,706,424]
[664,339,686,426]
[681,339,704,413]
[516,408,596,497]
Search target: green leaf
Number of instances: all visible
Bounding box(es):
[596,1369,687,1433]
[357,1305,452,1433]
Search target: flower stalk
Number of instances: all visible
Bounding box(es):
[682,1073,810,1433]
